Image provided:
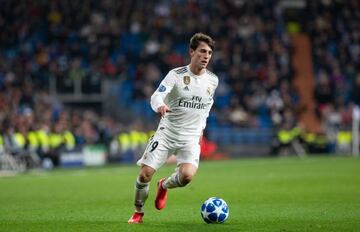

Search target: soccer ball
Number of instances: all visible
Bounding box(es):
[200,197,229,223]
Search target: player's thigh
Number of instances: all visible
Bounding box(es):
[137,136,172,170]
[176,142,201,169]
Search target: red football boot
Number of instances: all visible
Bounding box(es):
[155,178,168,210]
[128,212,144,224]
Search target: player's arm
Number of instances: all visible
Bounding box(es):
[150,71,176,117]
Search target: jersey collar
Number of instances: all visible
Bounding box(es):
[187,65,206,78]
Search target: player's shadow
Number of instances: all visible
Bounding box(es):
[120,220,239,232]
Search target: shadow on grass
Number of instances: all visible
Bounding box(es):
[119,220,241,232]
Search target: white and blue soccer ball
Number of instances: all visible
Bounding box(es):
[201,197,229,223]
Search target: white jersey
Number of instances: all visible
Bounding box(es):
[150,65,218,142]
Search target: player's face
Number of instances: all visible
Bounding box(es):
[190,42,213,70]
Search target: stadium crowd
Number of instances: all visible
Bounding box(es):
[0,0,359,167]
[0,1,296,122]
[307,0,360,153]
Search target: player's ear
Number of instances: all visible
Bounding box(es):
[189,48,195,57]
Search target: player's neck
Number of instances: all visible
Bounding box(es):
[188,64,205,76]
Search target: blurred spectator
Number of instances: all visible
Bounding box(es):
[0,0,297,130]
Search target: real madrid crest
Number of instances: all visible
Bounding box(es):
[183,76,190,85]
[207,86,213,96]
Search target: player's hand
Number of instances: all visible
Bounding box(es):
[157,105,171,117]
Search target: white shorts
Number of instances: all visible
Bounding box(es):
[136,131,200,171]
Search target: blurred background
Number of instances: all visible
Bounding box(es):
[0,0,359,171]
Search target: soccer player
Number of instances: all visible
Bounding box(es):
[128,32,218,224]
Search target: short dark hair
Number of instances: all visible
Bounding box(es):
[189,33,215,51]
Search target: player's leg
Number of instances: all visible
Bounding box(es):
[135,165,156,212]
[178,163,198,186]
[162,163,198,189]
[164,141,200,188]
[155,142,200,210]
[130,132,170,221]
[128,165,155,224]
[155,164,198,210]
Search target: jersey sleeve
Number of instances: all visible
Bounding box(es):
[150,70,177,112]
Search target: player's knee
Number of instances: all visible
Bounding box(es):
[139,172,153,183]
[138,165,156,183]
[180,173,194,186]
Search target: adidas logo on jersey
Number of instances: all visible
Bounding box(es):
[183,86,190,91]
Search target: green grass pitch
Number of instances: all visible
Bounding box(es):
[1,156,360,232]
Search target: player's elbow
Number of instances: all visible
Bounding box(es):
[150,94,160,112]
